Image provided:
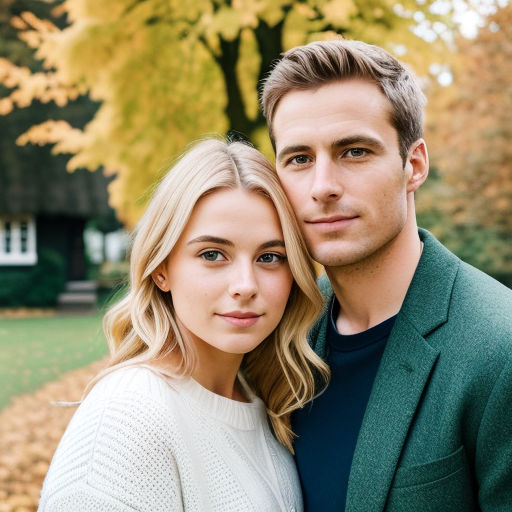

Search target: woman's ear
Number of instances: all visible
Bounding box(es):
[405,139,429,193]
[151,264,169,292]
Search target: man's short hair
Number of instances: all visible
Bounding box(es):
[260,39,426,163]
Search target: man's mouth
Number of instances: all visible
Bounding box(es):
[306,215,358,230]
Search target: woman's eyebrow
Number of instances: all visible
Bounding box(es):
[187,235,234,246]
[187,236,285,250]
[259,240,286,250]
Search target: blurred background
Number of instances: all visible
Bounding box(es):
[0,0,510,510]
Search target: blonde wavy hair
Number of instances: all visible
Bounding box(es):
[89,137,328,451]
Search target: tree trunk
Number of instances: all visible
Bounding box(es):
[215,35,257,137]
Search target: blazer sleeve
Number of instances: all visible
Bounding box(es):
[475,354,512,510]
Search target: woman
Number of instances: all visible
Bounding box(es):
[38,138,328,511]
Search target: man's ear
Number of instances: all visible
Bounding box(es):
[151,264,169,292]
[405,139,429,193]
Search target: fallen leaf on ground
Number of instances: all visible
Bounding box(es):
[0,359,106,512]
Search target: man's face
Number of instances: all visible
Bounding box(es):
[272,79,415,268]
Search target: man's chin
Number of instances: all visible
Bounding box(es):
[309,249,355,268]
[308,241,370,269]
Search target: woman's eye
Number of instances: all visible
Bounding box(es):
[258,253,285,264]
[200,250,224,262]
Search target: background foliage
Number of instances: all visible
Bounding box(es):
[0,0,450,225]
[0,0,510,282]
[420,3,512,283]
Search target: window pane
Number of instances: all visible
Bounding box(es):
[4,221,11,253]
[20,221,28,253]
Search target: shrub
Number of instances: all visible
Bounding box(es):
[0,249,66,307]
[0,272,32,306]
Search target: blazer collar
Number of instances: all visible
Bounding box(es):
[309,228,460,357]
[399,228,460,337]
[346,229,461,511]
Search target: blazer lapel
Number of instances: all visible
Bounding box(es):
[345,318,439,511]
[345,229,460,512]
[308,273,334,359]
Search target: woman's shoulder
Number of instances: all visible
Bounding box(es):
[88,365,176,403]
[64,366,188,444]
[40,367,185,510]
[42,368,184,481]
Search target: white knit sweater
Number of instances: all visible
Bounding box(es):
[37,366,302,512]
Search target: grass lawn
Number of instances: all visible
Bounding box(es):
[0,313,108,410]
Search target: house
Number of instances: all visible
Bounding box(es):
[0,2,121,308]
[0,156,117,307]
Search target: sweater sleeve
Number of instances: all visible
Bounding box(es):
[40,484,141,511]
[38,371,184,512]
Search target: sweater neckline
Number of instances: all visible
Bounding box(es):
[176,376,267,431]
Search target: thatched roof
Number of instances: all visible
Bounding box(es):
[0,158,113,218]
[0,99,114,219]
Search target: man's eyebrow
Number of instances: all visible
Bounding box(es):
[276,145,310,163]
[187,236,234,246]
[277,136,386,162]
[332,135,386,152]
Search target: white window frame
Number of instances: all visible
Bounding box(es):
[0,215,37,265]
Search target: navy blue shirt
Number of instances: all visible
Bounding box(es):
[293,298,396,511]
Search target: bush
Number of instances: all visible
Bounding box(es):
[0,272,32,306]
[0,249,66,307]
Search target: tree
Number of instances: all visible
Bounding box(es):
[1,0,452,225]
[424,4,512,278]
[0,0,113,219]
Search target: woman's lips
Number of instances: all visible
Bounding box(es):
[216,312,262,327]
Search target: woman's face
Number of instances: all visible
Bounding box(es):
[159,188,294,359]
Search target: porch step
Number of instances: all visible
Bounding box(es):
[57,281,97,311]
[66,280,98,292]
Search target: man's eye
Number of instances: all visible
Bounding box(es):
[345,148,367,158]
[257,253,285,264]
[200,250,224,262]
[290,155,309,165]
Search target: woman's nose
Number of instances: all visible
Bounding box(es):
[228,261,258,299]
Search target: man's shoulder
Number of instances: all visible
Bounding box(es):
[450,260,512,338]
[456,259,512,303]
[417,230,512,359]
[417,228,512,315]
[422,229,512,321]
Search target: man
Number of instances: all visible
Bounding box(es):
[260,40,512,511]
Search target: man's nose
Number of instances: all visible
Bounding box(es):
[310,156,343,202]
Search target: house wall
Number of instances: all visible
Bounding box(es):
[37,216,87,281]
[0,215,87,281]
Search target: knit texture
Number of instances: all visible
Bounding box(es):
[37,367,302,512]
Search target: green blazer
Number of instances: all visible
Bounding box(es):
[309,229,512,511]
